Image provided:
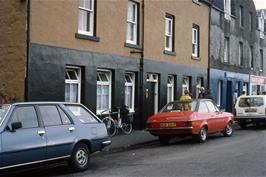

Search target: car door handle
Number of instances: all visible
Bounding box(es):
[69,127,75,132]
[37,130,45,136]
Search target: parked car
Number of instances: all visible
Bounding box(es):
[0,102,111,171]
[235,95,266,128]
[146,99,234,144]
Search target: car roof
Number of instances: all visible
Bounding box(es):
[3,102,81,106]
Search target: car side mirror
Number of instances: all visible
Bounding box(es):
[10,122,22,132]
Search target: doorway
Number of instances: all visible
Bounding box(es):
[226,81,232,112]
[146,73,159,118]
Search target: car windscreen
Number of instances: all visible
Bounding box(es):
[238,97,264,107]
[159,101,197,113]
[65,105,99,123]
[0,104,10,122]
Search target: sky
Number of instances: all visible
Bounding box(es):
[253,0,266,10]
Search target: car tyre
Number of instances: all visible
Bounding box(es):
[159,135,171,145]
[69,143,90,172]
[222,122,233,137]
[194,126,207,143]
[238,122,247,129]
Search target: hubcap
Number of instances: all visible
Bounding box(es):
[201,128,207,140]
[76,149,88,166]
[226,124,232,135]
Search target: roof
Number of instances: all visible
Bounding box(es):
[2,102,81,106]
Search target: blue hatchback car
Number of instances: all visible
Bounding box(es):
[0,102,111,172]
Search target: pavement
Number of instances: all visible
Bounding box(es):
[103,130,158,153]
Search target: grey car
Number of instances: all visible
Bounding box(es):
[0,102,111,171]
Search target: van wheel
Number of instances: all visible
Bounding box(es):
[69,143,90,172]
[194,126,207,143]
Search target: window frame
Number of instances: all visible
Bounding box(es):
[239,6,244,27]
[65,66,82,103]
[78,0,95,36]
[182,76,190,95]
[126,0,139,45]
[224,0,231,20]
[192,24,200,58]
[249,12,253,32]
[97,69,112,114]
[167,75,175,103]
[250,46,254,69]
[38,105,64,127]
[260,49,264,71]
[165,14,174,52]
[224,37,230,63]
[124,72,135,112]
[239,42,243,66]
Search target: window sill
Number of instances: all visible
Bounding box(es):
[191,56,200,60]
[124,42,142,50]
[75,33,100,42]
[164,50,176,56]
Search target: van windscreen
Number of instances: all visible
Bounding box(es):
[239,97,264,107]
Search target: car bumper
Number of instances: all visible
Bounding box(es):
[90,138,111,152]
[235,116,266,123]
[146,127,193,136]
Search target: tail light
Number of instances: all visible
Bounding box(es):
[183,121,192,127]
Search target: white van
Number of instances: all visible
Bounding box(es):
[235,95,266,128]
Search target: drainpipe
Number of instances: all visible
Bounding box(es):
[25,0,31,101]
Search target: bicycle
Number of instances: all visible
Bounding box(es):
[100,106,133,137]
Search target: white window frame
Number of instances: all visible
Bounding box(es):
[97,70,112,115]
[224,0,231,20]
[65,66,81,103]
[192,25,199,58]
[125,72,135,112]
[78,0,95,36]
[182,77,190,95]
[167,75,174,103]
[224,37,229,63]
[165,15,174,52]
[126,0,138,45]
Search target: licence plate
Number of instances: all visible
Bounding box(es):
[245,108,257,113]
[160,122,176,128]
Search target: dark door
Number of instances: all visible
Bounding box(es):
[226,81,233,112]
[146,82,155,119]
[2,106,46,167]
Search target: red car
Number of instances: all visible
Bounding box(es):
[146,99,234,144]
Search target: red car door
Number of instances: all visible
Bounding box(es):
[205,101,225,131]
[198,101,216,133]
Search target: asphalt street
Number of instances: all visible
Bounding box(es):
[2,126,266,177]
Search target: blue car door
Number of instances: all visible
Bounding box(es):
[1,105,46,167]
[38,105,77,159]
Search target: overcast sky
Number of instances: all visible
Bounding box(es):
[253,0,266,10]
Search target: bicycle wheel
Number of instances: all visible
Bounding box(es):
[102,117,116,137]
[121,121,132,135]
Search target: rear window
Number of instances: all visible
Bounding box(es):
[160,101,197,113]
[65,105,99,123]
[239,97,264,107]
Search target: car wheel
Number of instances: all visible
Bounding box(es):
[238,122,247,129]
[69,143,90,172]
[194,126,207,143]
[222,122,233,137]
[159,135,171,145]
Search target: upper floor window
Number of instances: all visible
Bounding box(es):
[65,66,81,103]
[250,46,254,69]
[97,70,112,114]
[167,75,174,103]
[239,6,244,27]
[224,37,229,63]
[249,12,253,32]
[78,0,95,36]
[239,42,243,66]
[192,24,199,58]
[126,0,138,45]
[125,73,135,112]
[165,14,174,52]
[260,49,264,71]
[224,0,231,20]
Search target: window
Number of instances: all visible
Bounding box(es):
[58,107,72,125]
[217,80,222,106]
[126,0,138,45]
[192,24,199,58]
[125,73,135,112]
[224,0,231,20]
[182,77,190,95]
[97,70,112,114]
[260,49,264,71]
[205,101,218,113]
[39,105,62,126]
[249,12,252,32]
[243,82,247,94]
[65,67,81,103]
[198,102,209,113]
[239,42,243,66]
[78,0,95,36]
[167,75,174,103]
[250,46,254,69]
[239,6,244,27]
[165,14,174,52]
[196,77,203,99]
[10,106,38,129]
[66,105,98,123]
[224,37,229,63]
